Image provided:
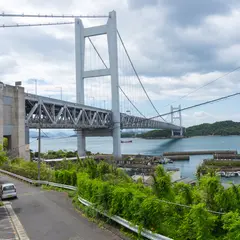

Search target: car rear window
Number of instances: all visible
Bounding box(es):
[3,185,15,191]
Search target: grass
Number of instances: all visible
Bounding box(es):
[41,185,76,198]
[0,201,3,207]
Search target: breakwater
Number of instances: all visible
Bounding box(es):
[163,150,237,156]
[167,155,189,160]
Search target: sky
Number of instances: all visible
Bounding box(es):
[0,0,240,127]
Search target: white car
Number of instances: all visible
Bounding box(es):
[0,183,18,200]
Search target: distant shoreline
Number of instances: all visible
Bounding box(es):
[29,134,240,140]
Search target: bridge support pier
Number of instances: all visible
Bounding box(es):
[77,130,86,157]
[0,83,30,160]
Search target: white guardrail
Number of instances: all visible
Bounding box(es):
[0,169,172,240]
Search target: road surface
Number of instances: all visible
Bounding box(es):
[0,205,18,239]
[0,173,124,240]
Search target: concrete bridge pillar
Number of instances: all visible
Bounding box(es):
[77,130,86,157]
[107,11,121,160]
[0,83,30,160]
[11,86,26,158]
[75,16,86,157]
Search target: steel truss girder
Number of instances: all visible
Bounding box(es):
[25,94,112,129]
[120,114,181,130]
[25,94,181,130]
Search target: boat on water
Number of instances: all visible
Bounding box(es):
[159,157,174,164]
[121,140,133,143]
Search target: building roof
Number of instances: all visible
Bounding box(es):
[175,177,196,184]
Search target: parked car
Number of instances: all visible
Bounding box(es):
[0,183,17,200]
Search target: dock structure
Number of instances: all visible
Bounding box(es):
[163,150,237,156]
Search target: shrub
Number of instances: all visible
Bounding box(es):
[2,158,54,181]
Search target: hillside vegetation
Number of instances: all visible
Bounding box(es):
[138,120,240,138]
[2,148,240,239]
[186,120,240,136]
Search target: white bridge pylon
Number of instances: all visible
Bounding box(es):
[171,105,183,137]
[75,11,121,159]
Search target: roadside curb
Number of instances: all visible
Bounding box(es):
[4,202,30,240]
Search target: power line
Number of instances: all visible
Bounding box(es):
[142,92,240,122]
[117,30,166,122]
[163,66,240,109]
[119,86,146,117]
[122,92,240,127]
[88,36,146,118]
[38,130,75,140]
[0,12,109,18]
[9,138,38,153]
[0,21,74,28]
[155,198,225,215]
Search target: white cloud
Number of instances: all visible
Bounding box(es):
[0,0,240,126]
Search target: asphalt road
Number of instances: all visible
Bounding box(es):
[0,174,124,240]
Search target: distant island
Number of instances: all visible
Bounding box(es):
[122,120,240,139]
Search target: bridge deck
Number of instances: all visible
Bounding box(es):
[25,93,181,130]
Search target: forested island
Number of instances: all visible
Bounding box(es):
[122,120,240,139]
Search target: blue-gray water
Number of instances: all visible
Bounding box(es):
[30,136,240,182]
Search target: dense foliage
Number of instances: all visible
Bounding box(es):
[186,120,240,137]
[31,149,93,160]
[55,170,77,186]
[137,120,240,138]
[137,129,172,138]
[2,146,240,239]
[73,159,240,240]
[0,145,8,166]
[32,149,78,159]
[1,157,54,181]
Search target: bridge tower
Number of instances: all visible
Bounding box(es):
[75,11,121,159]
[170,105,183,137]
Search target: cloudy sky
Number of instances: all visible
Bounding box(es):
[0,0,240,127]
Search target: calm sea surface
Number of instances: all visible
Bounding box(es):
[30,135,240,182]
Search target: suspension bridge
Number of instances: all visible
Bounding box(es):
[0,10,183,160]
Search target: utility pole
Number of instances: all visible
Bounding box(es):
[35,79,37,95]
[38,105,41,181]
[38,127,41,181]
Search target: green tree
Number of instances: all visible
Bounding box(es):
[199,175,223,211]
[0,145,8,166]
[178,203,217,240]
[152,165,173,200]
[174,182,193,205]
[222,211,240,240]
[3,137,8,150]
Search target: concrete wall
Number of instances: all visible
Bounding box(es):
[170,170,181,182]
[0,83,29,160]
